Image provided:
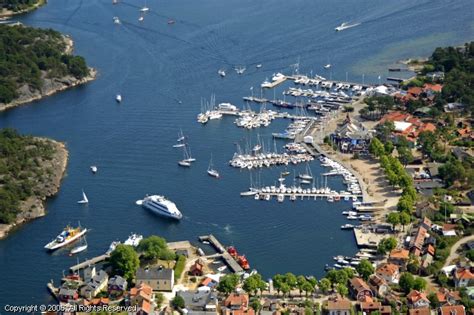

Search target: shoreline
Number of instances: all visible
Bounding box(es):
[0,0,46,18]
[0,68,97,112]
[0,139,69,240]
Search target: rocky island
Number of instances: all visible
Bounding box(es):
[0,129,68,239]
[0,0,46,18]
[0,24,96,111]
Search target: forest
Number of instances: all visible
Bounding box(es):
[0,24,89,103]
[0,128,56,224]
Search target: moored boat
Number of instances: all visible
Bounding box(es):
[137,195,183,220]
[44,225,88,251]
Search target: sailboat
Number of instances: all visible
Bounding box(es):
[299,164,313,181]
[235,66,246,75]
[218,69,226,77]
[177,129,185,142]
[178,145,193,167]
[183,144,196,163]
[207,155,220,178]
[140,0,149,12]
[70,237,88,255]
[324,64,332,69]
[115,94,122,102]
[77,190,89,204]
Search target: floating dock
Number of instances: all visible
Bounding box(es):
[262,76,287,88]
[199,234,243,273]
[69,254,110,272]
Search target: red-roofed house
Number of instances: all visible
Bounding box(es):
[130,283,154,315]
[222,293,255,315]
[407,290,430,309]
[454,267,474,288]
[409,308,431,315]
[189,260,204,276]
[389,248,410,270]
[439,305,466,315]
[326,296,352,315]
[437,288,461,305]
[376,263,400,284]
[349,277,373,302]
[423,83,443,93]
[359,301,391,315]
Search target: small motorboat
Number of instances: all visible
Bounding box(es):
[90,166,98,174]
[323,64,331,69]
[256,64,262,69]
[167,19,175,24]
[217,266,227,272]
[138,16,144,22]
[115,94,122,102]
[70,237,88,255]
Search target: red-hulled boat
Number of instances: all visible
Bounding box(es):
[238,255,250,270]
[227,246,238,258]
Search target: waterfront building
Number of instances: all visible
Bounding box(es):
[80,270,109,300]
[136,266,174,291]
[108,275,128,295]
[349,277,373,302]
[326,296,352,315]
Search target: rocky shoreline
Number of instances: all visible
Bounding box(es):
[0,0,46,18]
[0,139,68,239]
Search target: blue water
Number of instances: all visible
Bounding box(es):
[0,0,472,307]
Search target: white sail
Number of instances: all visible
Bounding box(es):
[78,190,88,204]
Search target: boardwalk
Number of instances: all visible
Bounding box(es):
[199,234,243,273]
[70,254,110,272]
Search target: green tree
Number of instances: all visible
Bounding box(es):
[387,212,400,230]
[272,274,285,295]
[285,272,298,290]
[243,273,267,296]
[377,237,398,255]
[413,277,427,291]
[399,273,415,294]
[137,236,175,261]
[356,259,374,280]
[172,295,185,309]
[109,244,140,282]
[217,274,240,295]
[250,298,262,313]
[301,281,315,297]
[297,275,307,296]
[369,138,385,158]
[400,212,411,230]
[280,282,291,297]
[318,278,331,294]
[336,283,348,297]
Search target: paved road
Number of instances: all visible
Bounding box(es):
[443,234,474,267]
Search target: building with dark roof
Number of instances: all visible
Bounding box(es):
[136,266,174,291]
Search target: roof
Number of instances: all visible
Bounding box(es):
[350,277,371,292]
[327,298,352,310]
[224,293,249,308]
[368,274,387,288]
[437,288,461,303]
[394,121,412,132]
[59,287,77,296]
[455,267,474,280]
[408,87,423,96]
[360,301,382,311]
[440,305,466,315]
[409,308,431,315]
[130,283,153,300]
[376,263,399,277]
[136,267,173,281]
[423,83,443,93]
[407,290,429,304]
[178,290,217,309]
[109,275,127,287]
[426,244,435,256]
[389,248,410,260]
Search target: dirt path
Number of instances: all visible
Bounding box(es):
[443,234,474,267]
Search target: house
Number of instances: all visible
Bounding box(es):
[326,296,352,315]
[58,287,79,303]
[349,277,373,302]
[439,305,466,315]
[177,290,218,313]
[376,263,400,284]
[454,267,474,288]
[330,115,371,153]
[200,277,218,288]
[85,297,110,306]
[189,260,204,276]
[136,266,174,291]
[410,225,429,257]
[388,248,410,270]
[80,270,109,300]
[442,224,457,237]
[425,71,444,82]
[358,301,391,315]
[436,288,461,305]
[108,275,127,294]
[221,293,255,315]
[407,290,430,309]
[130,283,154,315]
[409,308,431,315]
[368,275,389,298]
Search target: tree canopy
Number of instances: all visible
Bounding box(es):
[109,244,140,282]
[137,235,176,261]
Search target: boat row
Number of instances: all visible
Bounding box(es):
[234,110,277,129]
[319,155,362,195]
[230,152,314,169]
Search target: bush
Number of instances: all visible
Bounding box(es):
[174,254,186,281]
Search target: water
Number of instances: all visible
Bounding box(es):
[0,0,472,307]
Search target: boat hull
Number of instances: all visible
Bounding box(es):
[44,229,88,251]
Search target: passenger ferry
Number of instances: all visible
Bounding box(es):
[137,195,183,220]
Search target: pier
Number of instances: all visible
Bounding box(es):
[262,76,287,88]
[353,227,386,248]
[70,254,110,272]
[199,234,244,273]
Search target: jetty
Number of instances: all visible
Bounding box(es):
[199,234,243,273]
[70,254,110,272]
[353,227,386,248]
